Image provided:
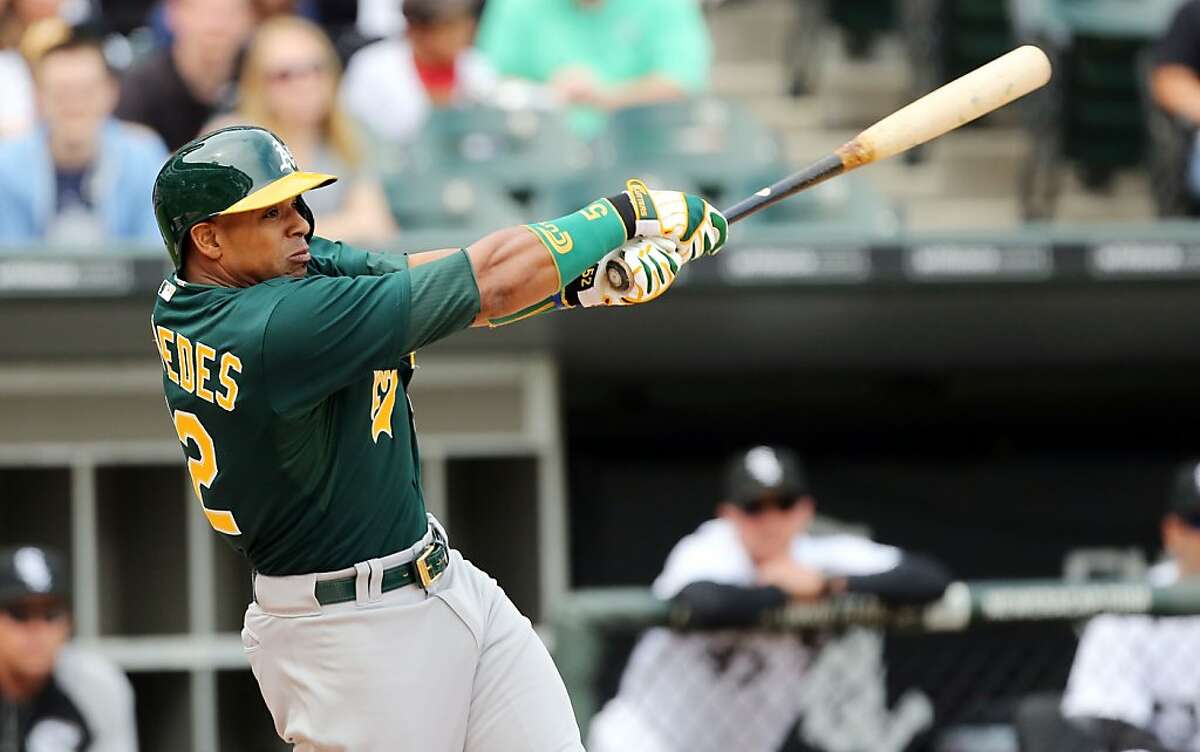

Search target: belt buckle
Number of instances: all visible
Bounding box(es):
[414,544,442,590]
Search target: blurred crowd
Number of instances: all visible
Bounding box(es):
[0,0,713,248]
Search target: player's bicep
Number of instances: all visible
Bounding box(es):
[398,249,481,354]
[263,274,412,413]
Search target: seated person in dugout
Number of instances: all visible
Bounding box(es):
[0,545,137,751]
[589,446,952,752]
[1018,460,1200,752]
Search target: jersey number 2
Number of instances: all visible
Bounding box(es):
[173,410,242,536]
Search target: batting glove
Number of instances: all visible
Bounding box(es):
[568,237,685,307]
[623,179,730,262]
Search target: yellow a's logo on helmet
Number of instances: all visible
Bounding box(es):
[370,369,399,442]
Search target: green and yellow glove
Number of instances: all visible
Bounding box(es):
[571,237,684,307]
[624,179,730,262]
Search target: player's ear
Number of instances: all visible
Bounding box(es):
[717,502,738,520]
[189,222,222,261]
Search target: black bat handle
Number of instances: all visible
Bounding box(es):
[724,153,846,224]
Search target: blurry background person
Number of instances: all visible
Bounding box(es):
[217,15,396,243]
[589,446,951,752]
[476,0,711,139]
[0,545,137,751]
[1,0,67,47]
[0,0,36,137]
[1151,0,1200,202]
[1025,461,1200,752]
[340,0,496,146]
[0,30,166,245]
[115,0,252,150]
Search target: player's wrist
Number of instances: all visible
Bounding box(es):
[524,196,631,288]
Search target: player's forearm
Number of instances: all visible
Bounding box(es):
[465,227,563,323]
[839,553,952,604]
[669,581,788,628]
[466,194,637,324]
[1151,65,1200,124]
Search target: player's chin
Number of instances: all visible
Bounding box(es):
[281,257,310,278]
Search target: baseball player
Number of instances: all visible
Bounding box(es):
[589,446,951,752]
[1045,461,1200,752]
[0,545,137,752]
[148,125,727,751]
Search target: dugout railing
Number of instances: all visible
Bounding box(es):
[552,580,1200,749]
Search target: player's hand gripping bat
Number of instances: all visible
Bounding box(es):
[604,45,1053,291]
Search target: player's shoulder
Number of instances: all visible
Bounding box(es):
[794,532,900,574]
[662,520,744,573]
[675,518,740,552]
[53,645,135,737]
[54,645,133,701]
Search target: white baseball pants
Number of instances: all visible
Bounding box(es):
[243,518,584,752]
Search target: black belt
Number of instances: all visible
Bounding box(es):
[314,539,449,606]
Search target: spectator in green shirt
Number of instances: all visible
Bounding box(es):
[476,0,712,138]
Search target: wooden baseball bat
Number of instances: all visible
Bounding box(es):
[605,45,1052,290]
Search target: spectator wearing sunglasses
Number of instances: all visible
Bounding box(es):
[589,446,951,752]
[213,15,396,244]
[0,545,136,751]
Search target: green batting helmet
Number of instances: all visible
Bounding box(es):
[153,126,337,269]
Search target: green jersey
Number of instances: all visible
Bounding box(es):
[151,237,480,575]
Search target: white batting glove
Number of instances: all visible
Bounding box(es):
[623,179,730,263]
[571,237,685,307]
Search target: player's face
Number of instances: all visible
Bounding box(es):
[722,497,814,563]
[0,596,70,686]
[205,197,312,284]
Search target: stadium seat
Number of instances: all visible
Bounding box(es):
[382,173,528,250]
[1013,0,1185,219]
[529,169,700,222]
[901,0,1016,163]
[725,170,902,241]
[593,98,784,206]
[402,107,590,207]
[827,0,896,57]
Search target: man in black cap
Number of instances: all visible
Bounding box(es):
[589,446,952,752]
[0,545,136,752]
[1051,462,1200,752]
